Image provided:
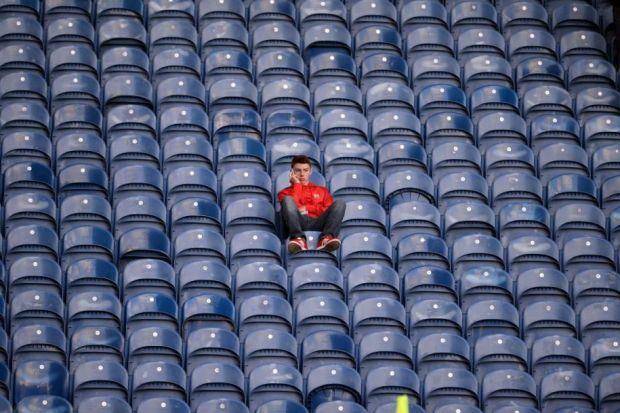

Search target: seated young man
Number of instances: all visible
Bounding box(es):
[277,155,346,253]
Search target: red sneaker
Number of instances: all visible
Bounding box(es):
[288,237,308,254]
[317,235,341,252]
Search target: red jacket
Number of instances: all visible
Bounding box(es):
[277,182,334,218]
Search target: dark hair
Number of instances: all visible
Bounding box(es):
[291,155,312,168]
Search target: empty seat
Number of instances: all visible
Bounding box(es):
[229,230,281,274]
[197,0,245,30]
[248,363,303,412]
[409,299,462,346]
[127,327,182,375]
[515,57,565,100]
[417,84,467,124]
[131,362,186,409]
[351,297,406,345]
[437,172,489,212]
[216,137,266,175]
[538,143,589,186]
[69,326,124,373]
[431,142,482,184]
[370,112,422,152]
[66,291,121,338]
[491,173,544,212]
[5,225,58,268]
[473,334,528,381]
[300,331,355,376]
[251,21,300,62]
[360,54,408,94]
[12,360,68,404]
[292,263,344,308]
[237,295,292,343]
[583,114,620,154]
[59,195,111,236]
[4,192,56,235]
[66,258,118,302]
[508,29,557,68]
[324,138,374,180]
[72,361,128,407]
[340,200,387,239]
[522,302,577,347]
[11,325,65,366]
[457,28,506,66]
[185,328,239,375]
[3,161,54,203]
[423,368,479,413]
[295,297,349,343]
[340,232,393,276]
[573,269,620,314]
[298,0,347,35]
[397,234,449,276]
[579,301,620,349]
[236,262,287,306]
[540,371,595,412]
[530,114,581,154]
[531,335,586,384]
[501,1,549,39]
[425,112,475,153]
[416,333,470,381]
[350,0,397,35]
[188,363,241,407]
[76,397,131,413]
[305,365,362,412]
[477,113,528,158]
[329,169,380,204]
[243,329,297,375]
[365,367,420,413]
[403,266,457,312]
[173,229,226,270]
[481,370,537,412]
[383,170,435,210]
[347,263,398,309]
[411,55,460,95]
[516,268,570,309]
[562,236,616,281]
[575,86,620,125]
[466,300,519,344]
[105,105,156,141]
[200,21,248,58]
[567,58,616,94]
[400,0,448,36]
[181,294,235,337]
[389,201,441,247]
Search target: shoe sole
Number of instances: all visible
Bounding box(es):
[288,242,304,254]
[318,239,341,253]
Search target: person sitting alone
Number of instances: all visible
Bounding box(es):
[277,155,346,253]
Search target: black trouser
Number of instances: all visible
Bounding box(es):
[280,196,346,239]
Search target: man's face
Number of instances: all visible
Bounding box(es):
[292,162,312,184]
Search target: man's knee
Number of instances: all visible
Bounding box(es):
[281,196,296,207]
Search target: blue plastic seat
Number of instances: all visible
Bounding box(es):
[59,195,111,236]
[305,365,362,412]
[567,58,616,94]
[128,327,181,375]
[298,0,347,35]
[347,263,398,308]
[51,105,103,143]
[339,200,386,239]
[491,172,543,212]
[507,235,560,276]
[482,370,537,412]
[324,138,373,180]
[457,28,506,66]
[72,361,128,407]
[46,17,94,53]
[177,260,230,305]
[538,143,589,186]
[65,258,119,303]
[47,44,97,83]
[0,0,40,20]
[318,109,369,149]
[0,15,42,48]
[400,0,448,36]
[250,0,297,30]
[501,2,549,39]
[484,142,534,185]
[189,363,245,411]
[111,165,163,206]
[573,268,620,315]
[136,398,190,413]
[370,111,422,150]
[551,1,599,37]
[403,266,457,311]
[69,326,124,372]
[429,142,480,186]
[340,232,392,276]
[295,297,349,343]
[96,0,144,24]
[328,169,380,204]
[169,199,220,241]
[210,109,259,147]
[411,55,460,95]
[251,21,300,62]
[173,229,226,271]
[185,327,239,376]
[197,0,245,30]
[155,78,205,114]
[515,57,565,99]
[112,196,166,237]
[0,44,45,79]
[417,84,467,124]
[238,295,292,343]
[56,164,108,203]
[560,30,607,68]
[166,166,217,207]
[358,330,412,378]
[426,113,475,153]
[592,143,620,186]
[602,175,620,214]
[302,24,352,62]
[124,292,177,337]
[466,300,520,344]
[437,172,488,212]
[149,20,197,55]
[589,337,620,386]
[216,137,266,175]
[256,51,305,91]
[265,109,315,148]
[151,49,202,86]
[300,330,355,377]
[405,26,454,67]
[162,136,212,175]
[450,1,497,36]
[76,397,131,413]
[523,301,577,347]
[351,297,406,345]
[350,0,397,34]
[477,112,528,158]
[12,360,68,404]
[15,396,71,413]
[315,401,365,413]
[463,55,512,96]
[66,291,121,337]
[235,261,286,307]
[54,133,105,172]
[360,54,408,94]
[469,86,519,125]
[516,268,569,309]
[353,25,402,66]
[182,293,235,337]
[121,259,173,300]
[473,334,528,382]
[383,170,435,211]
[375,403,424,413]
[554,204,606,248]
[416,333,469,381]
[388,200,440,248]
[575,86,620,124]
[397,233,449,275]
[105,105,156,141]
[229,230,281,274]
[313,81,362,119]
[308,52,357,91]
[531,116,581,157]
[243,329,297,375]
[147,0,194,25]
[5,224,58,268]
[546,174,598,215]
[117,227,170,272]
[365,82,415,122]
[260,79,310,118]
[203,51,252,90]
[103,74,153,112]
[459,266,512,311]
[0,71,47,111]
[598,372,620,413]
[531,335,586,384]
[248,363,303,412]
[423,368,479,413]
[131,362,186,409]
[365,367,420,413]
[200,20,248,58]
[540,371,595,412]
[3,192,56,235]
[507,29,557,68]
[8,256,61,302]
[292,263,344,308]
[580,301,620,349]
[208,78,258,117]
[11,325,65,366]
[100,47,149,84]
[224,198,275,241]
[0,101,50,139]
[409,299,462,346]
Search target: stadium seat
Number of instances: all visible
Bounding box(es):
[128,328,181,374]
[178,260,231,304]
[15,395,72,413]
[324,138,374,180]
[411,55,460,95]
[185,328,239,375]
[305,365,362,412]
[508,29,557,68]
[403,266,457,311]
[416,333,469,381]
[501,2,549,39]
[197,0,245,30]
[300,331,355,376]
[406,27,454,66]
[237,295,292,343]
[340,200,387,238]
[12,360,68,404]
[131,362,186,409]
[236,262,287,306]
[599,372,620,413]
[409,299,462,346]
[200,20,248,58]
[181,293,235,337]
[66,291,121,337]
[65,258,118,303]
[72,361,128,407]
[365,367,420,413]
[516,268,570,309]
[491,172,544,212]
[515,57,565,99]
[423,368,479,413]
[350,0,397,35]
[243,329,297,376]
[400,0,448,37]
[295,297,349,343]
[437,172,488,212]
[69,326,124,373]
[417,84,467,124]
[473,334,528,381]
[11,324,65,366]
[465,300,520,344]
[256,400,308,413]
[507,235,560,276]
[531,335,586,384]
[298,0,347,35]
[292,263,344,308]
[247,364,303,412]
[540,371,595,412]
[76,397,131,413]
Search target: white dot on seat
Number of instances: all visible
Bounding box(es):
[581,34,586,40]
[529,33,535,39]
